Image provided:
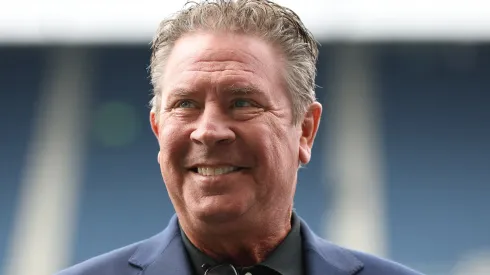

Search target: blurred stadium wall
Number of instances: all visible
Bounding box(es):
[1,1,489,275]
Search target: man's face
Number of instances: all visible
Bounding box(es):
[151,32,321,227]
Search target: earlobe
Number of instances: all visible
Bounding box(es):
[298,102,322,165]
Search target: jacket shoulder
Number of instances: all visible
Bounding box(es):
[349,249,424,275]
[54,241,142,275]
[54,216,181,275]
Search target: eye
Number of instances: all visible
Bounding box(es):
[233,99,254,108]
[176,100,197,108]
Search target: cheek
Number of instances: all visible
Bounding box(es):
[251,122,300,175]
[157,124,191,203]
[157,123,190,173]
[249,129,299,204]
[266,121,300,159]
[159,122,187,150]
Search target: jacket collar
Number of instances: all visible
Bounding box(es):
[299,216,364,274]
[128,214,364,275]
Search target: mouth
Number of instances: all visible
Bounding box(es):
[190,166,245,176]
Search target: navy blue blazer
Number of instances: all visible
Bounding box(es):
[55,215,423,275]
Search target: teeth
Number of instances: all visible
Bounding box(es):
[196,166,238,176]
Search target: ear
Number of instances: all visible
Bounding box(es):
[150,111,160,138]
[298,102,322,165]
[150,111,162,164]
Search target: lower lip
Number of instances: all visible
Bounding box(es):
[189,169,249,194]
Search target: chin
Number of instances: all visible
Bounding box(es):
[193,200,250,225]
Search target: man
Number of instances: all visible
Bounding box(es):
[57,1,423,274]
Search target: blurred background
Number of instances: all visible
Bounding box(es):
[1,1,489,274]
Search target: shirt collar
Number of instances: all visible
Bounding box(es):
[180,212,303,275]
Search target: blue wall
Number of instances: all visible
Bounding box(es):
[0,44,489,274]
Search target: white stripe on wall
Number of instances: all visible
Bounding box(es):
[2,48,92,275]
[325,45,388,257]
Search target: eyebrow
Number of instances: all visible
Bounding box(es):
[223,84,265,96]
[169,88,196,97]
[168,84,266,97]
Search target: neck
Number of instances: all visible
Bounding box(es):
[180,210,292,266]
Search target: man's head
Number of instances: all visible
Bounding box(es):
[149,0,319,124]
[150,0,322,234]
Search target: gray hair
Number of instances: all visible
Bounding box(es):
[149,0,319,124]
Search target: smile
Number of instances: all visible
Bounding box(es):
[192,166,242,176]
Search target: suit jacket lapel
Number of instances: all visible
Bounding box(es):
[300,218,364,275]
[128,215,193,275]
[140,235,193,275]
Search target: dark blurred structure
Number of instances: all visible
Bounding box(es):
[0,44,489,275]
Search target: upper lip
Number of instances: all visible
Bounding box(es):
[187,163,245,169]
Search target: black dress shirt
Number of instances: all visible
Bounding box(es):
[180,212,304,275]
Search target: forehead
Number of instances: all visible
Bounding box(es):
[160,32,284,93]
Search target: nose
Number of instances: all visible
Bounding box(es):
[190,107,236,146]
